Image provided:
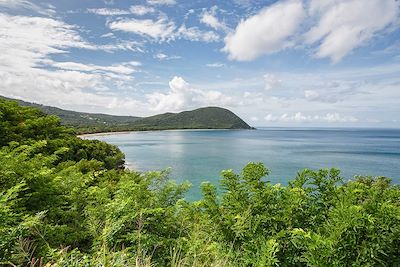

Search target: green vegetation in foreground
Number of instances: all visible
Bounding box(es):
[1,96,252,134]
[1,97,399,266]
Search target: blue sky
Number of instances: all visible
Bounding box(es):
[0,0,399,127]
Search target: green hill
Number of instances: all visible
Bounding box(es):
[1,96,252,133]
[130,107,252,130]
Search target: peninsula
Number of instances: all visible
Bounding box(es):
[1,96,252,134]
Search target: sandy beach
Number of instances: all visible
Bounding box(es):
[78,131,134,138]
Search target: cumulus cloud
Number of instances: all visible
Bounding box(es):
[146,76,233,112]
[305,0,400,63]
[264,112,358,123]
[224,0,400,62]
[223,0,305,61]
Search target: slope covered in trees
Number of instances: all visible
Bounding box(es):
[0,98,399,266]
[1,96,252,134]
[128,107,252,130]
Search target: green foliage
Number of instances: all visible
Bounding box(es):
[130,106,252,130]
[0,98,68,146]
[184,163,400,266]
[0,98,399,266]
[2,96,252,134]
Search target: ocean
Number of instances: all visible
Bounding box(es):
[85,128,400,200]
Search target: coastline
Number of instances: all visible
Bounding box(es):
[78,128,255,138]
[78,131,134,138]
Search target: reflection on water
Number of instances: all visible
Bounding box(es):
[85,128,400,200]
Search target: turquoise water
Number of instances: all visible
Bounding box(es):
[86,128,400,200]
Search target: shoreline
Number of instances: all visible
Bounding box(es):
[78,131,134,138]
[78,128,254,138]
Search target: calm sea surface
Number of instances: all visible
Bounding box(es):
[86,128,400,200]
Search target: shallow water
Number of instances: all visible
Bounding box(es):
[86,128,400,200]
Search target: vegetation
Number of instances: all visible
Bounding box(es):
[127,107,252,131]
[2,96,252,134]
[1,98,399,266]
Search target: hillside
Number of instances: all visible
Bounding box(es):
[1,96,252,133]
[0,96,141,133]
[130,107,252,130]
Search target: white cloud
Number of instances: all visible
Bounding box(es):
[108,17,220,43]
[146,76,233,112]
[264,74,282,90]
[87,8,130,16]
[87,6,155,16]
[0,13,93,69]
[223,0,305,61]
[108,17,176,41]
[154,53,168,60]
[200,6,229,32]
[101,32,114,38]
[305,0,400,63]
[177,24,220,42]
[52,61,139,75]
[264,112,358,123]
[129,5,155,15]
[147,0,176,5]
[0,0,55,15]
[223,0,400,63]
[0,12,145,115]
[154,53,181,60]
[107,14,220,43]
[97,40,143,52]
[206,62,225,68]
[303,79,366,103]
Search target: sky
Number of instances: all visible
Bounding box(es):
[0,0,399,127]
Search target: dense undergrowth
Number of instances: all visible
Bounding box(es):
[1,98,399,266]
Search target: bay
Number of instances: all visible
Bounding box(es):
[85,128,400,200]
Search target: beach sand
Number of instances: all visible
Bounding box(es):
[78,131,133,138]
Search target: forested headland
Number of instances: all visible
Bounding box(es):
[1,96,252,134]
[1,98,399,266]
